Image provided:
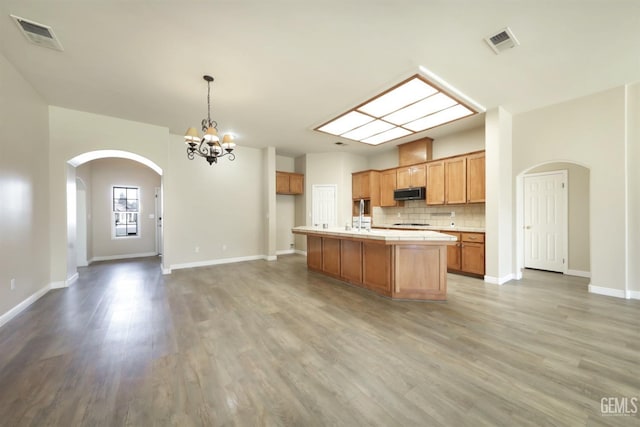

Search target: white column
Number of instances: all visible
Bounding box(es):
[264,147,277,260]
[625,83,640,299]
[485,107,514,284]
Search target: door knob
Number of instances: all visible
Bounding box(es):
[525,225,531,229]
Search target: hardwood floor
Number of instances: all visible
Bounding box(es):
[0,255,638,426]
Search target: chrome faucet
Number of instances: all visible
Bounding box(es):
[358,199,364,231]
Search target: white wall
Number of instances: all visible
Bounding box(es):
[367,148,397,170]
[304,152,367,231]
[513,87,626,293]
[164,134,267,269]
[276,155,296,253]
[0,52,51,320]
[48,107,169,281]
[432,127,485,159]
[89,158,160,260]
[294,155,307,251]
[627,82,640,295]
[76,163,93,263]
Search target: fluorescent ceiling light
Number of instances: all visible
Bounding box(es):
[383,93,457,125]
[314,74,478,145]
[362,127,412,145]
[341,120,394,141]
[317,111,373,135]
[404,104,473,132]
[358,78,437,117]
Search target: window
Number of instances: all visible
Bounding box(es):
[113,186,139,237]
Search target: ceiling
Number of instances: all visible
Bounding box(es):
[1,1,638,157]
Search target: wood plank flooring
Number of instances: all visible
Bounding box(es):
[0,255,638,426]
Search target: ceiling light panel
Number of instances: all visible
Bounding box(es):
[404,104,473,132]
[383,93,457,125]
[362,127,412,145]
[341,120,394,141]
[317,111,374,135]
[314,74,478,145]
[357,78,437,117]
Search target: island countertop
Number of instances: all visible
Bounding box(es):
[292,226,453,301]
[291,226,457,242]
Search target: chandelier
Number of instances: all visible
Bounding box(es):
[184,75,236,165]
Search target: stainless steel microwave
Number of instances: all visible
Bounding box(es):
[393,187,426,201]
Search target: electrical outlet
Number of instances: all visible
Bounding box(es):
[450,211,456,218]
[10,278,16,290]
[195,246,200,253]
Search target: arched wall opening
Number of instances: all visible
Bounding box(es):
[65,150,164,284]
[515,160,591,280]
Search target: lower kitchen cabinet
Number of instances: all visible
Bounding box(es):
[362,242,392,296]
[340,239,363,284]
[322,237,341,278]
[307,236,323,270]
[440,231,485,277]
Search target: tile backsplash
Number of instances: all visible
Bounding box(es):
[372,201,485,228]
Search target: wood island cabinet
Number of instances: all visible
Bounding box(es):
[276,171,304,195]
[340,239,363,284]
[307,235,323,270]
[322,237,341,278]
[396,164,426,189]
[380,169,399,207]
[362,242,392,296]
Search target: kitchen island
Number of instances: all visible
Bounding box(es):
[292,226,456,301]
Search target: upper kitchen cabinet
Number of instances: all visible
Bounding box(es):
[425,150,485,205]
[397,137,433,166]
[380,169,399,207]
[276,171,304,195]
[444,157,467,204]
[426,161,445,205]
[352,170,380,204]
[466,152,485,203]
[396,164,426,189]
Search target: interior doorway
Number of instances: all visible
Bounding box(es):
[516,162,591,279]
[312,184,337,227]
[523,171,567,273]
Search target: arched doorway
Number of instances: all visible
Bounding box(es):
[515,161,591,279]
[66,150,164,281]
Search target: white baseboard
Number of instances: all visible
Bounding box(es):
[295,250,307,256]
[628,290,640,300]
[50,281,67,289]
[170,254,268,271]
[484,273,515,285]
[66,272,79,286]
[276,249,295,256]
[0,283,51,329]
[266,255,277,261]
[162,266,172,275]
[90,252,158,263]
[566,269,591,278]
[589,284,626,299]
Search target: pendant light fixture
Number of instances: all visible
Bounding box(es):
[184,75,236,165]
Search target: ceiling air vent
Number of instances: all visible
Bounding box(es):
[485,27,519,54]
[10,15,64,51]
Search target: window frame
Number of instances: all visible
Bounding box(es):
[111,185,141,239]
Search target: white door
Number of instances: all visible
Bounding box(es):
[76,182,88,267]
[312,184,337,227]
[155,187,163,256]
[524,171,567,272]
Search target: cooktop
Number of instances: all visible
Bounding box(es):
[393,223,430,226]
